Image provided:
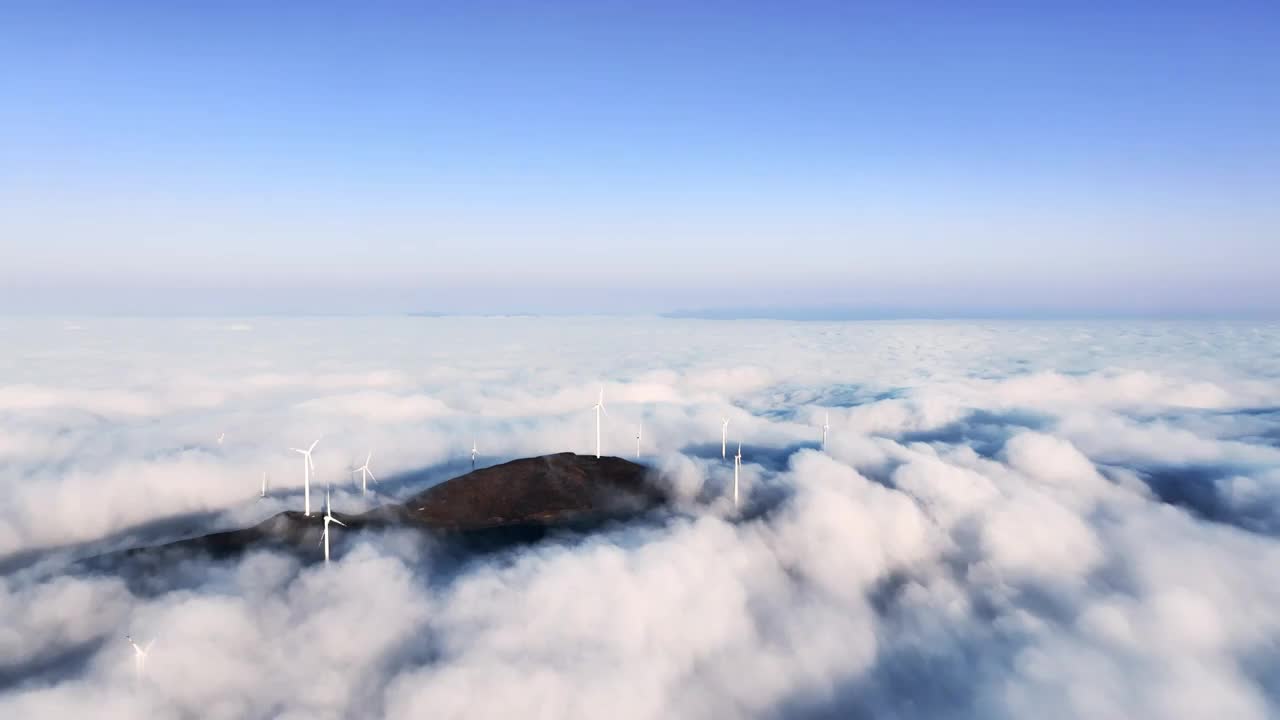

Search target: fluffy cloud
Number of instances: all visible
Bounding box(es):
[0,317,1278,718]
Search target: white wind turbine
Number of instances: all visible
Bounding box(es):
[290,438,320,516]
[822,411,830,449]
[217,432,225,445]
[471,439,478,470]
[320,489,346,565]
[721,417,730,459]
[126,635,154,677]
[592,386,607,458]
[260,471,268,499]
[734,442,742,509]
[354,451,376,494]
[635,421,642,459]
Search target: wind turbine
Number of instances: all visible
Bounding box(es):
[734,442,742,509]
[721,417,730,459]
[126,635,154,677]
[635,421,642,459]
[592,386,607,459]
[471,439,478,470]
[822,411,830,449]
[217,432,225,445]
[320,489,346,565]
[260,471,268,499]
[354,451,376,494]
[290,438,320,516]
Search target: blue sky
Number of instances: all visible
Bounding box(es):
[2,1,1277,315]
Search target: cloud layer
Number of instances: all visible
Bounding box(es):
[1,316,1279,718]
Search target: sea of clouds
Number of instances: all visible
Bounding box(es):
[1,316,1278,719]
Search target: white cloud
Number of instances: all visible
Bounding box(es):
[0,317,1278,718]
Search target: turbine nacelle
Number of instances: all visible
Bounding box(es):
[320,489,347,564]
[592,385,608,458]
[125,634,155,675]
[290,437,321,516]
[732,442,743,509]
[353,450,376,493]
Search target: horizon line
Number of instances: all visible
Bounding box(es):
[0,308,1276,322]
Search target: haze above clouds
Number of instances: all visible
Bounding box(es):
[1,316,1279,718]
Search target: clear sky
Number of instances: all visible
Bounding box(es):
[2,1,1277,316]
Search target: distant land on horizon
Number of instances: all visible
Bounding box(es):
[401,307,1280,322]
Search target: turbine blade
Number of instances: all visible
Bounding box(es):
[365,451,372,464]
[333,519,347,527]
[309,438,320,451]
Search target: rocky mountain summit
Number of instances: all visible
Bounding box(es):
[109,453,667,562]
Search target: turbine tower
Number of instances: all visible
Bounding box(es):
[592,386,607,458]
[734,442,742,509]
[635,421,642,459]
[320,489,346,564]
[721,417,730,459]
[471,439,478,470]
[126,635,153,677]
[354,451,376,494]
[822,411,830,449]
[290,438,320,516]
[260,471,268,499]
